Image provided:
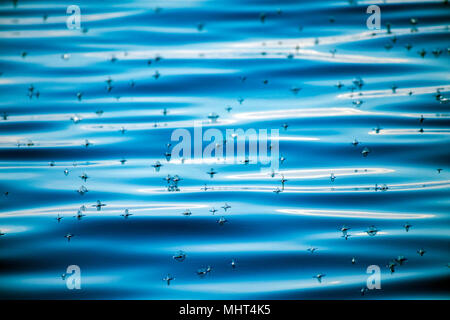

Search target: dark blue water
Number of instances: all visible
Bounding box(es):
[0,0,449,299]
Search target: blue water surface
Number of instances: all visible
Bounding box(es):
[0,0,449,299]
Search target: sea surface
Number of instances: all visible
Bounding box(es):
[0,0,449,299]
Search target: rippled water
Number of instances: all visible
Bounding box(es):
[0,0,449,299]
